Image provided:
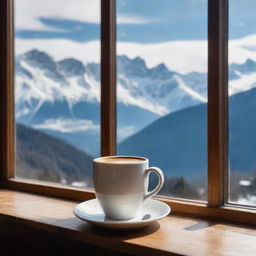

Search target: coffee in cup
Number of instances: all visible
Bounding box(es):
[93,156,164,220]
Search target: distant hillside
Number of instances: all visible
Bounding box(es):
[16,123,93,186]
[119,87,256,178]
[119,104,207,178]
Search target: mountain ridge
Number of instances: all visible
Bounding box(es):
[16,123,93,186]
[15,49,256,155]
[119,87,256,178]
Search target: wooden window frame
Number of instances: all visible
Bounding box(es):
[0,0,255,225]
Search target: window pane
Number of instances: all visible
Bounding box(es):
[229,0,256,206]
[117,0,208,200]
[15,0,100,188]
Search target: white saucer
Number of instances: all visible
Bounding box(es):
[73,199,171,229]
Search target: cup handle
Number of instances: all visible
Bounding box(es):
[143,167,164,202]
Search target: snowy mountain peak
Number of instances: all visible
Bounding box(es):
[132,56,147,66]
[23,49,56,71]
[16,49,236,121]
[117,55,148,77]
[244,58,256,71]
[57,58,85,77]
[230,58,256,76]
[21,49,66,83]
[149,63,172,80]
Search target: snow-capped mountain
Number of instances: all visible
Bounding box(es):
[229,59,256,95]
[15,49,256,155]
[116,55,207,115]
[16,50,100,119]
[16,49,208,120]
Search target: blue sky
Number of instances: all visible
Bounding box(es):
[14,0,256,74]
[15,0,256,43]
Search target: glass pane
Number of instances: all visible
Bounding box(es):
[229,0,256,206]
[117,0,208,200]
[15,0,100,188]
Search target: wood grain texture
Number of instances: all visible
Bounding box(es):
[1,179,255,225]
[101,0,117,156]
[0,189,255,256]
[1,178,95,201]
[158,197,256,225]
[0,0,14,180]
[208,0,229,207]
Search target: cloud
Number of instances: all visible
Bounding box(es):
[117,40,208,74]
[33,118,99,133]
[15,39,101,63]
[117,15,156,24]
[15,34,256,74]
[15,0,152,32]
[15,0,100,31]
[117,34,256,73]
[15,38,207,73]
[229,34,256,64]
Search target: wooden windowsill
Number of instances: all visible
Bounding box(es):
[0,189,255,256]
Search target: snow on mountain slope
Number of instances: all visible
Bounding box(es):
[229,72,256,95]
[174,75,207,103]
[16,50,100,119]
[116,55,208,114]
[16,49,208,120]
[15,49,256,138]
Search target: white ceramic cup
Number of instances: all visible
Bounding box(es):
[93,156,164,220]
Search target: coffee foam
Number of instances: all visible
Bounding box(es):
[95,157,145,164]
